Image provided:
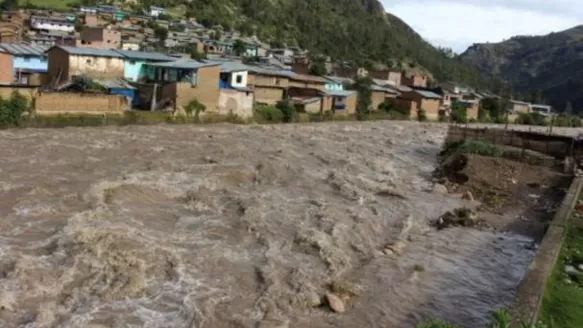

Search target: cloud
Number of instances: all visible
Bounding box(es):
[381,0,580,53]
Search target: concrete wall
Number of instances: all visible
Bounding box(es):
[0,52,13,83]
[218,89,253,118]
[69,54,125,80]
[35,92,126,114]
[176,65,220,110]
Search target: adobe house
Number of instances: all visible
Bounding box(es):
[371,85,399,111]
[29,15,74,33]
[396,90,442,120]
[322,89,357,115]
[114,49,176,82]
[507,100,531,114]
[455,99,480,121]
[288,73,327,91]
[0,43,48,85]
[46,45,125,84]
[401,72,427,88]
[139,59,221,110]
[369,69,402,86]
[247,66,291,105]
[79,27,121,49]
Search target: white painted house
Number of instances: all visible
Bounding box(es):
[149,6,167,17]
[30,16,75,33]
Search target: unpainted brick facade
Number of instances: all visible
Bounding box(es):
[35,92,126,114]
[176,65,221,110]
[79,27,121,49]
[397,91,441,120]
[0,52,13,83]
[47,47,125,83]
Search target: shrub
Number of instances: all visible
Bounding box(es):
[417,108,428,122]
[0,91,29,126]
[451,103,467,124]
[254,104,283,122]
[185,99,206,121]
[275,99,296,123]
[458,140,501,157]
[514,112,547,126]
[553,114,582,127]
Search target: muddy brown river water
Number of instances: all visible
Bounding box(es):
[0,122,538,328]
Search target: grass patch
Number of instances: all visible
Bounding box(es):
[539,207,583,327]
[23,0,79,11]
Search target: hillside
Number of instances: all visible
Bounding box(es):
[460,26,583,111]
[36,0,497,89]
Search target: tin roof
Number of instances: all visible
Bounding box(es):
[247,65,294,78]
[144,59,219,69]
[94,78,135,90]
[371,85,400,94]
[324,76,354,85]
[289,73,327,83]
[48,45,124,58]
[114,49,176,61]
[414,90,442,99]
[0,43,48,56]
[322,89,356,97]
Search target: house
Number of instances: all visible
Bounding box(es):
[247,66,292,104]
[96,5,118,13]
[455,99,480,121]
[268,48,294,57]
[46,45,125,84]
[30,15,75,33]
[330,65,368,79]
[369,69,401,86]
[401,72,427,88]
[203,40,232,55]
[531,103,553,116]
[29,34,76,47]
[215,61,254,118]
[139,59,221,110]
[507,100,531,114]
[84,14,98,26]
[94,78,137,107]
[115,49,176,82]
[0,43,48,85]
[79,27,121,49]
[396,90,442,120]
[287,74,327,111]
[288,73,327,91]
[121,41,140,51]
[79,6,98,15]
[322,79,357,114]
[371,85,399,111]
[149,6,167,17]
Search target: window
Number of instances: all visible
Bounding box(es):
[86,59,92,64]
[235,75,242,84]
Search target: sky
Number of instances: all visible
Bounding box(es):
[381,0,581,53]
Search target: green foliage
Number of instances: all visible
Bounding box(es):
[451,102,468,123]
[417,321,461,328]
[232,39,247,56]
[275,99,296,123]
[353,76,372,120]
[185,99,206,121]
[154,26,168,44]
[514,112,547,126]
[190,49,206,61]
[552,114,582,127]
[480,98,506,121]
[455,139,501,157]
[417,108,428,122]
[0,91,29,126]
[309,59,327,76]
[254,104,283,122]
[418,309,549,328]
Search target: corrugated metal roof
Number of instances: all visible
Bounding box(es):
[414,90,442,99]
[114,49,175,61]
[144,59,219,69]
[94,78,135,90]
[322,89,356,97]
[247,65,294,78]
[289,73,327,83]
[371,85,399,94]
[0,43,48,56]
[49,46,124,58]
[216,61,249,73]
[324,76,354,85]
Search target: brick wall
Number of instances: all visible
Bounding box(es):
[218,89,254,118]
[0,52,13,83]
[176,65,220,110]
[0,86,38,101]
[420,99,440,120]
[68,55,125,80]
[35,92,126,114]
[254,87,284,105]
[251,74,289,88]
[345,93,357,115]
[371,90,386,111]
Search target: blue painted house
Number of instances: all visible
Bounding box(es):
[0,43,49,85]
[113,50,176,82]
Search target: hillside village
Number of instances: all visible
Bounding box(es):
[0,5,561,122]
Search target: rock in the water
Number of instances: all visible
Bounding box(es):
[304,291,322,307]
[461,191,474,201]
[432,183,448,194]
[433,208,481,230]
[385,241,406,256]
[325,293,345,313]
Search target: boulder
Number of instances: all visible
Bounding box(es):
[325,293,345,313]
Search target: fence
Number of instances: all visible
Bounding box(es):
[447,125,576,160]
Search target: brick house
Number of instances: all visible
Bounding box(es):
[507,100,531,113]
[247,66,291,105]
[455,99,480,121]
[401,72,427,88]
[0,43,49,85]
[396,90,442,120]
[369,69,402,86]
[46,45,125,84]
[371,85,399,111]
[139,59,221,110]
[79,27,121,49]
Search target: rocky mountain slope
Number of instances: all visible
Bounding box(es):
[460,26,583,111]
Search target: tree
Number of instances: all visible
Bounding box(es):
[154,26,168,45]
[0,0,18,11]
[275,99,296,123]
[190,49,206,61]
[309,60,327,76]
[185,99,206,121]
[352,76,372,120]
[232,39,247,56]
[450,102,468,123]
[213,29,223,40]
